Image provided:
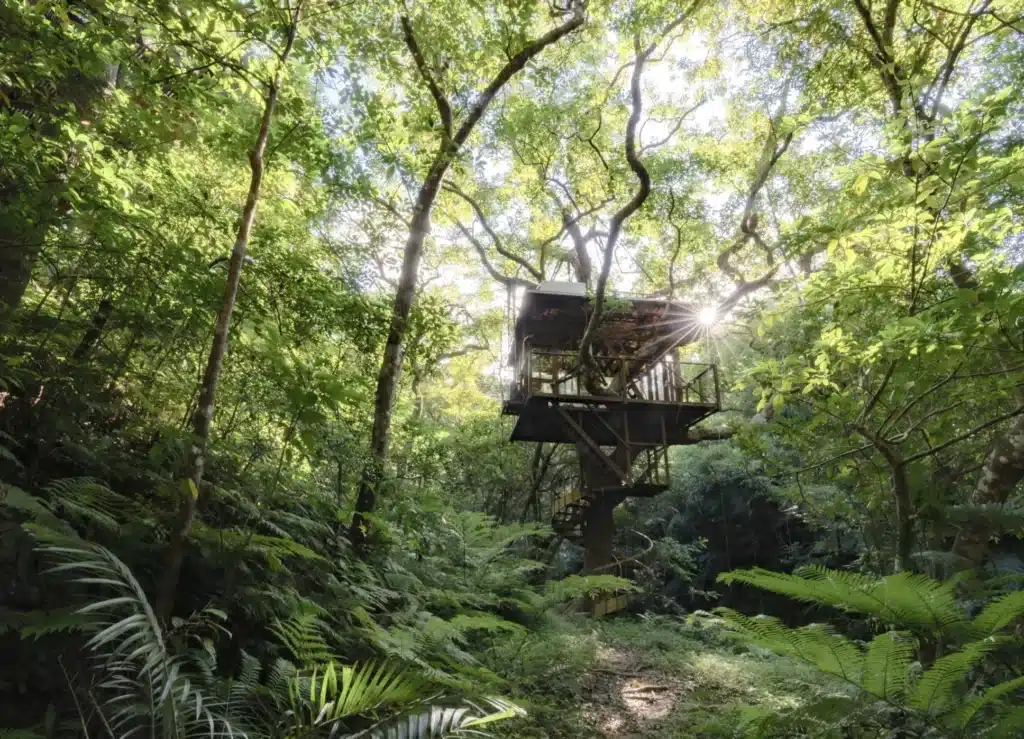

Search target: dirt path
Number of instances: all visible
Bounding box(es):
[580,644,690,738]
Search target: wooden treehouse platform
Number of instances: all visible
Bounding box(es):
[501,282,723,617]
[501,345,719,446]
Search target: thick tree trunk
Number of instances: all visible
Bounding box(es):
[350,169,444,552]
[348,5,585,554]
[0,216,48,321]
[0,7,115,322]
[576,441,630,572]
[154,17,299,620]
[583,494,618,573]
[951,413,1024,567]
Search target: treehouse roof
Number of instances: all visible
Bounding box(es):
[509,281,702,364]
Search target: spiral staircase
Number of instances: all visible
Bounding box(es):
[552,489,654,616]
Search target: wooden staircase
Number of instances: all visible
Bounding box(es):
[552,488,653,616]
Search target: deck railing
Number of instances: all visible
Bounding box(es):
[510,345,719,407]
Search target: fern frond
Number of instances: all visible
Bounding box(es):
[715,609,864,683]
[543,574,638,605]
[860,631,914,701]
[446,613,525,636]
[271,609,335,665]
[43,478,136,534]
[0,607,94,639]
[968,590,1024,638]
[908,639,998,715]
[950,675,1024,731]
[988,706,1024,739]
[946,503,1024,535]
[718,566,966,637]
[2,485,71,532]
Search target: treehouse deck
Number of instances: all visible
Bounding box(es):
[501,342,720,446]
[503,395,717,445]
[501,283,722,614]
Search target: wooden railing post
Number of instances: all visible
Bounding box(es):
[712,364,721,408]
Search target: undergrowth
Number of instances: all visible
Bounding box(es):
[482,613,836,738]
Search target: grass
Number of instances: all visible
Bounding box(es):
[480,612,840,738]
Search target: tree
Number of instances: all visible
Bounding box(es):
[156,0,305,619]
[349,0,587,553]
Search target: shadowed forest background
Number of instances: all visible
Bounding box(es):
[2,0,1024,736]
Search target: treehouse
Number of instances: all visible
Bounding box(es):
[502,281,721,611]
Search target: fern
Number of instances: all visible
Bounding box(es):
[717,566,1024,737]
[714,610,865,684]
[543,574,639,605]
[43,477,138,534]
[2,484,72,533]
[272,608,336,665]
[0,606,94,639]
[908,639,998,715]
[949,675,1024,731]
[860,631,914,701]
[718,566,968,637]
[969,590,1024,637]
[192,523,324,564]
[946,502,1024,536]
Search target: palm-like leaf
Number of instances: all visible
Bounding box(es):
[33,533,240,737]
[285,661,426,736]
[349,697,525,739]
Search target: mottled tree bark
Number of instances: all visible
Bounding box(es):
[155,14,300,621]
[952,414,1024,567]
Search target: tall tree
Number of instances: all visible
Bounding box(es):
[349,0,587,553]
[156,2,303,619]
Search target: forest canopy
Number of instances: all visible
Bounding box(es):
[1,0,1023,737]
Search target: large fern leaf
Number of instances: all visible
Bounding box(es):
[968,590,1024,638]
[988,706,1024,739]
[718,566,967,637]
[949,675,1024,732]
[859,631,913,701]
[715,609,864,683]
[272,609,336,665]
[908,639,998,715]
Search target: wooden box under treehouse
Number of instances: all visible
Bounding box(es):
[501,282,722,613]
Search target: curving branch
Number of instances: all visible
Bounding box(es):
[443,182,544,281]
[639,98,705,154]
[577,5,703,376]
[712,90,800,314]
[450,215,538,290]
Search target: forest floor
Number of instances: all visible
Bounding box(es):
[493,614,822,738]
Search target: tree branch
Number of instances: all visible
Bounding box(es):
[576,7,703,370]
[400,14,453,140]
[444,182,543,281]
[450,215,537,290]
[904,404,1024,464]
